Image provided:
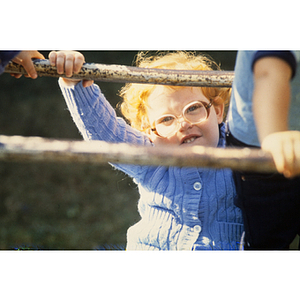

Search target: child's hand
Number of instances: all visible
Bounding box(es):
[261,131,300,178]
[11,51,45,79]
[48,51,93,87]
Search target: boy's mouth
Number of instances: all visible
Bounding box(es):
[181,135,201,145]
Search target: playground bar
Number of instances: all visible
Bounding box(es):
[4,59,234,87]
[0,135,276,173]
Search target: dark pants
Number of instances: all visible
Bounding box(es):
[226,132,300,250]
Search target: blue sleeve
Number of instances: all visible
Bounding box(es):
[59,79,151,146]
[59,78,154,180]
[251,51,297,79]
[0,51,20,74]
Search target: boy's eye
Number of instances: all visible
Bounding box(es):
[157,115,175,125]
[186,103,203,114]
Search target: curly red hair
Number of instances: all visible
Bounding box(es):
[118,51,231,132]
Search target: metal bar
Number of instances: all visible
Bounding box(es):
[0,135,276,173]
[4,59,234,87]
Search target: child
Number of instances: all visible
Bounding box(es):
[226,51,300,250]
[50,50,244,250]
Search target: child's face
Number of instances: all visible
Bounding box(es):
[146,86,224,147]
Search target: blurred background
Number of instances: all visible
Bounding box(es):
[0,50,260,250]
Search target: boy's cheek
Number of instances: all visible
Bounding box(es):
[149,133,177,146]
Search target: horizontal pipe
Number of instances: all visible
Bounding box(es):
[0,135,276,173]
[4,59,234,87]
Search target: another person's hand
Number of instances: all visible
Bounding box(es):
[261,130,300,178]
[11,51,45,79]
[48,50,93,87]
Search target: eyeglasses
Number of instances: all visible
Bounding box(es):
[151,100,213,138]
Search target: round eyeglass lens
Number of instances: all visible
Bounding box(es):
[155,115,177,137]
[184,102,207,123]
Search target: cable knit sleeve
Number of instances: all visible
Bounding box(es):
[58,78,154,180]
[58,78,151,146]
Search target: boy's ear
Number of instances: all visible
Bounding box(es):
[213,98,225,124]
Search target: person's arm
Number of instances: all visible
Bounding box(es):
[253,56,300,177]
[59,77,150,145]
[53,50,153,179]
[51,50,148,143]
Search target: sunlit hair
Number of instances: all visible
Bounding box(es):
[118,51,231,132]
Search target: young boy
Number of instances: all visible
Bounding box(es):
[226,51,300,250]
[50,50,244,250]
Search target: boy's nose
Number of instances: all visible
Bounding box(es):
[179,120,192,131]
